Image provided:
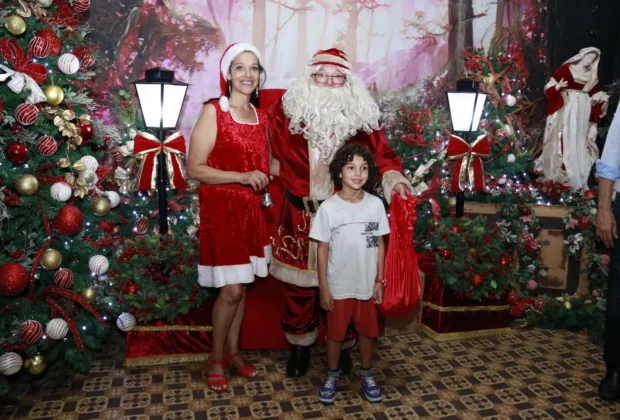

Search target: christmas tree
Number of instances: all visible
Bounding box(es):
[0,0,123,399]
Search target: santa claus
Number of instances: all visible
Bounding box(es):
[268,48,413,377]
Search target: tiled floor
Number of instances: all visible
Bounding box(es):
[1,329,619,419]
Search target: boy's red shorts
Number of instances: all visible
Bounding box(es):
[327,298,380,341]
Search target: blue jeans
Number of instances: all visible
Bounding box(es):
[604,199,620,370]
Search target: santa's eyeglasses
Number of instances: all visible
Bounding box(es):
[312,73,347,85]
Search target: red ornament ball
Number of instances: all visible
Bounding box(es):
[53,205,84,235]
[0,262,28,296]
[471,274,483,287]
[133,218,149,235]
[111,149,123,165]
[585,190,596,198]
[79,54,95,70]
[19,320,43,344]
[5,142,29,164]
[533,298,546,312]
[15,103,39,126]
[73,0,90,13]
[500,256,510,266]
[35,29,62,56]
[449,225,460,233]
[127,284,140,295]
[28,36,51,58]
[77,121,95,144]
[439,249,452,259]
[53,268,74,288]
[36,136,58,156]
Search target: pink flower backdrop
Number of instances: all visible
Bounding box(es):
[88,0,547,134]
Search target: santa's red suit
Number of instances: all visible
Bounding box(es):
[267,93,410,349]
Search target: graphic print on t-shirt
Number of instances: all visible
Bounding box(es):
[364,222,379,248]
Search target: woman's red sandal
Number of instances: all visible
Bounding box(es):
[206,360,228,392]
[226,352,258,378]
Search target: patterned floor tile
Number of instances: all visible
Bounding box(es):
[0,328,619,419]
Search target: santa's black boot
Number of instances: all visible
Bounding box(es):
[286,345,311,377]
[598,369,620,402]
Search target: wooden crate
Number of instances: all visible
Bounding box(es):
[464,202,588,295]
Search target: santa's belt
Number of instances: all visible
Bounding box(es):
[284,190,323,216]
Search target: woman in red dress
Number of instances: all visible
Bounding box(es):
[187,43,271,393]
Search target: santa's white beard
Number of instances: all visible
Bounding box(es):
[282,70,381,163]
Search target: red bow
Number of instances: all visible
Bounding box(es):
[133,131,187,191]
[446,134,490,193]
[0,38,47,84]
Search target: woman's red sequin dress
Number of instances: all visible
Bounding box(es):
[198,102,271,288]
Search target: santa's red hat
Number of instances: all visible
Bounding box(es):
[307,48,350,70]
[218,43,262,112]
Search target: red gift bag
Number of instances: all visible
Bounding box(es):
[379,195,421,318]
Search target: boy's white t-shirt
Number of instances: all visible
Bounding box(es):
[309,191,390,300]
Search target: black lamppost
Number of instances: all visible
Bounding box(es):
[132,68,188,234]
[447,79,487,217]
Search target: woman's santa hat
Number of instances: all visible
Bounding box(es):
[218,43,262,112]
[307,48,351,70]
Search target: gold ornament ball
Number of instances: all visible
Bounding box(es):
[590,208,598,216]
[563,301,572,310]
[36,0,54,7]
[80,287,97,303]
[448,196,457,208]
[79,169,96,184]
[41,248,62,270]
[5,15,26,35]
[24,354,46,375]
[44,85,64,106]
[15,174,39,196]
[91,197,111,216]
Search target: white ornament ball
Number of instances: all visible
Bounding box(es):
[117,313,136,332]
[103,191,120,208]
[51,182,72,202]
[504,94,517,107]
[78,155,98,172]
[58,53,80,75]
[36,0,53,7]
[497,175,507,185]
[88,255,109,275]
[507,154,516,163]
[504,124,514,137]
[0,352,23,376]
[46,318,69,340]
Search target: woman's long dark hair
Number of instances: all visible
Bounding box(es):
[204,54,267,108]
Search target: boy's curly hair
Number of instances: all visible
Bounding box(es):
[329,143,378,191]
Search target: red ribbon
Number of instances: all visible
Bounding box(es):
[417,171,441,220]
[446,134,490,193]
[28,193,53,301]
[0,38,47,85]
[133,132,187,191]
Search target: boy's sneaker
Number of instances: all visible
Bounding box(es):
[319,376,339,404]
[360,374,383,403]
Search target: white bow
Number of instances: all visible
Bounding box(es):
[0,64,47,104]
